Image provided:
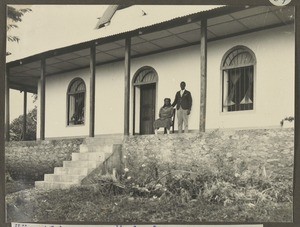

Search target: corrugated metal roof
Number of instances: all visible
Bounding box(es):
[6,5,225,62]
[98,5,225,37]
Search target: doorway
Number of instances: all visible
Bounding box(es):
[140,84,156,135]
[133,66,158,135]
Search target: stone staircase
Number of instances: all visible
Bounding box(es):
[35,135,123,190]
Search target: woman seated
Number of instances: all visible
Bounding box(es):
[153,98,174,135]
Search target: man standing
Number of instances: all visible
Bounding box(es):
[172,81,192,133]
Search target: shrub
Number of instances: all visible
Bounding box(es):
[280,116,294,127]
[10,107,37,141]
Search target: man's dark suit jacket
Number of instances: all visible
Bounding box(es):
[172,90,192,110]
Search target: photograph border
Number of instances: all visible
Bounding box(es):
[1,0,299,226]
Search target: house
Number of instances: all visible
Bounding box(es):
[5,5,295,140]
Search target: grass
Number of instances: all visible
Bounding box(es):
[6,181,34,194]
[6,130,294,223]
[6,183,292,223]
[6,163,293,223]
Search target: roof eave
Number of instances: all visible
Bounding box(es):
[6,5,248,68]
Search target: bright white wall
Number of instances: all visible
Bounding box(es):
[94,62,124,135]
[40,62,125,138]
[39,69,90,139]
[39,24,294,138]
[130,45,201,133]
[206,25,295,129]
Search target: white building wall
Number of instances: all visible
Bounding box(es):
[40,63,126,138]
[206,25,294,129]
[40,69,90,139]
[94,62,124,135]
[130,45,201,133]
[39,25,294,138]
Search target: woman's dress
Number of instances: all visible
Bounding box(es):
[153,106,173,129]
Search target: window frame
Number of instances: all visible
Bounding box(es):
[220,45,256,113]
[66,77,86,126]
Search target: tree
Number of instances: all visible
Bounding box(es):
[7,6,32,55]
[10,107,37,141]
[7,6,35,140]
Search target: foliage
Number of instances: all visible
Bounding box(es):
[82,174,125,196]
[10,107,37,141]
[280,116,294,127]
[7,6,32,55]
[120,154,292,207]
[6,167,293,223]
[6,181,34,194]
[32,94,38,103]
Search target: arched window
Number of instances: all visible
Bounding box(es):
[67,78,86,125]
[133,66,158,86]
[221,46,256,112]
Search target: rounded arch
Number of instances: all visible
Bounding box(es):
[132,66,158,86]
[67,77,86,125]
[220,46,256,112]
[221,45,256,70]
[67,77,86,94]
[132,66,158,135]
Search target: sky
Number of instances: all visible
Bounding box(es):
[7,5,107,61]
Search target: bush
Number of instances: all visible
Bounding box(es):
[121,145,293,210]
[10,107,37,141]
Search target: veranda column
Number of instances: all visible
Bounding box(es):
[200,19,207,132]
[5,67,10,141]
[40,59,46,140]
[89,45,96,137]
[124,37,131,135]
[22,91,27,140]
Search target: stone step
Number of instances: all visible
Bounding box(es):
[44,174,86,183]
[35,136,123,190]
[35,181,80,190]
[85,135,123,146]
[72,151,106,161]
[79,144,114,153]
[54,167,94,175]
[63,160,101,168]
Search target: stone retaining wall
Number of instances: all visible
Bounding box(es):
[5,139,84,181]
[123,128,294,186]
[5,128,294,185]
[81,144,124,185]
